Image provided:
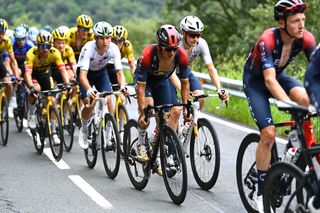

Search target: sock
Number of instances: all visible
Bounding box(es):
[81,119,89,132]
[105,120,112,138]
[257,169,266,196]
[50,120,56,133]
[138,127,146,145]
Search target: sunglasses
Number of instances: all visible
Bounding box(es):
[39,44,52,49]
[188,33,201,39]
[163,47,178,53]
[80,27,90,32]
[284,3,307,13]
[16,37,26,42]
[112,37,125,43]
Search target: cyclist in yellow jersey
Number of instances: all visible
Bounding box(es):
[52,26,77,82]
[24,31,70,135]
[66,14,94,61]
[107,25,135,80]
[0,18,19,99]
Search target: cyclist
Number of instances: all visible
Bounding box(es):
[0,18,19,100]
[77,21,127,149]
[51,27,77,83]
[242,0,316,211]
[170,15,228,108]
[134,24,190,174]
[107,25,135,79]
[304,45,320,213]
[66,14,94,61]
[28,26,39,45]
[24,31,70,144]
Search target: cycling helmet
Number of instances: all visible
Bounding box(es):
[274,0,307,21]
[43,25,53,33]
[58,26,69,34]
[112,25,128,42]
[93,21,113,37]
[180,15,204,33]
[156,24,181,48]
[77,14,93,28]
[28,26,39,43]
[37,31,53,44]
[14,26,28,40]
[0,18,8,33]
[20,23,29,32]
[52,27,68,40]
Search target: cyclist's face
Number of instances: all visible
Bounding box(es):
[283,13,306,39]
[185,32,201,47]
[96,36,112,51]
[161,47,178,60]
[53,39,66,52]
[78,27,89,38]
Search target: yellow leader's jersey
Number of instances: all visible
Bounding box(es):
[0,35,13,54]
[120,40,135,63]
[66,27,94,59]
[25,46,65,75]
[51,44,76,70]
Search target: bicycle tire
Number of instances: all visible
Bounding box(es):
[190,118,220,190]
[116,104,128,157]
[0,96,9,145]
[48,106,64,161]
[161,125,187,205]
[123,119,149,190]
[13,107,23,132]
[84,119,98,168]
[62,100,74,152]
[263,162,315,213]
[13,87,25,132]
[101,113,121,179]
[31,106,45,154]
[236,133,260,213]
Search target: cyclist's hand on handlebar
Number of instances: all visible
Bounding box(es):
[183,106,192,122]
[86,88,97,99]
[217,89,229,101]
[120,86,129,96]
[138,113,149,129]
[29,86,38,97]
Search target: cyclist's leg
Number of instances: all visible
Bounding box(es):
[95,66,113,114]
[167,80,181,130]
[189,71,205,108]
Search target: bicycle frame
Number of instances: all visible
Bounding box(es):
[0,84,5,121]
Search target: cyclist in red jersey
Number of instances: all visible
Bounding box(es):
[242,1,316,211]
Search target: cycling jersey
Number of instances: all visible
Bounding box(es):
[182,37,213,67]
[66,27,94,59]
[12,39,34,72]
[243,27,316,130]
[305,44,320,115]
[0,35,13,54]
[77,40,122,71]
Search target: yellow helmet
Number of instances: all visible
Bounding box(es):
[52,27,68,40]
[112,25,128,42]
[77,14,93,28]
[0,18,8,33]
[37,31,53,44]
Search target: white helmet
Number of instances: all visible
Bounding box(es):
[58,26,69,35]
[180,15,204,33]
[14,26,28,39]
[93,21,113,37]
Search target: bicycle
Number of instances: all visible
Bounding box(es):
[263,101,320,213]
[30,88,65,161]
[69,80,81,128]
[0,81,13,146]
[13,78,28,132]
[123,103,188,205]
[177,93,224,190]
[236,102,317,212]
[83,91,121,179]
[56,83,75,152]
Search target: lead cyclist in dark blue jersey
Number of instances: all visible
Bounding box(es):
[242,0,316,211]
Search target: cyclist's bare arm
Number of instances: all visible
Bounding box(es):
[128,62,135,77]
[263,67,290,101]
[115,69,126,88]
[59,66,70,84]
[9,53,19,78]
[79,69,91,91]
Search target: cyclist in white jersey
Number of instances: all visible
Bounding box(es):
[77,21,126,149]
[170,15,229,108]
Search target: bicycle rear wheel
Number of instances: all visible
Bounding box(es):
[263,162,315,213]
[236,133,260,213]
[101,113,121,179]
[48,106,64,161]
[31,106,45,154]
[123,119,149,190]
[190,118,220,190]
[84,120,98,168]
[0,96,9,145]
[62,101,74,152]
[161,126,187,205]
[13,86,25,132]
[116,104,128,156]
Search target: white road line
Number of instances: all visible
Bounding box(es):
[199,112,288,144]
[191,191,225,213]
[68,175,113,210]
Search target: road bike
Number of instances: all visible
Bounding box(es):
[84,91,121,179]
[0,81,13,145]
[123,103,189,205]
[13,78,28,133]
[263,101,320,213]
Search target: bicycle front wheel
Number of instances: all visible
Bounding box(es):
[62,101,74,152]
[101,113,121,179]
[48,106,64,161]
[161,126,187,205]
[123,119,149,190]
[263,162,315,213]
[236,133,260,213]
[190,118,220,190]
[84,120,98,168]
[116,104,128,156]
[0,96,9,145]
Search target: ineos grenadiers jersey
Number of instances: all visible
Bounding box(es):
[135,44,189,84]
[77,41,122,71]
[244,28,316,76]
[182,37,213,67]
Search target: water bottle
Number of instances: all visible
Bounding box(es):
[182,122,191,137]
[288,129,301,149]
[284,147,297,163]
